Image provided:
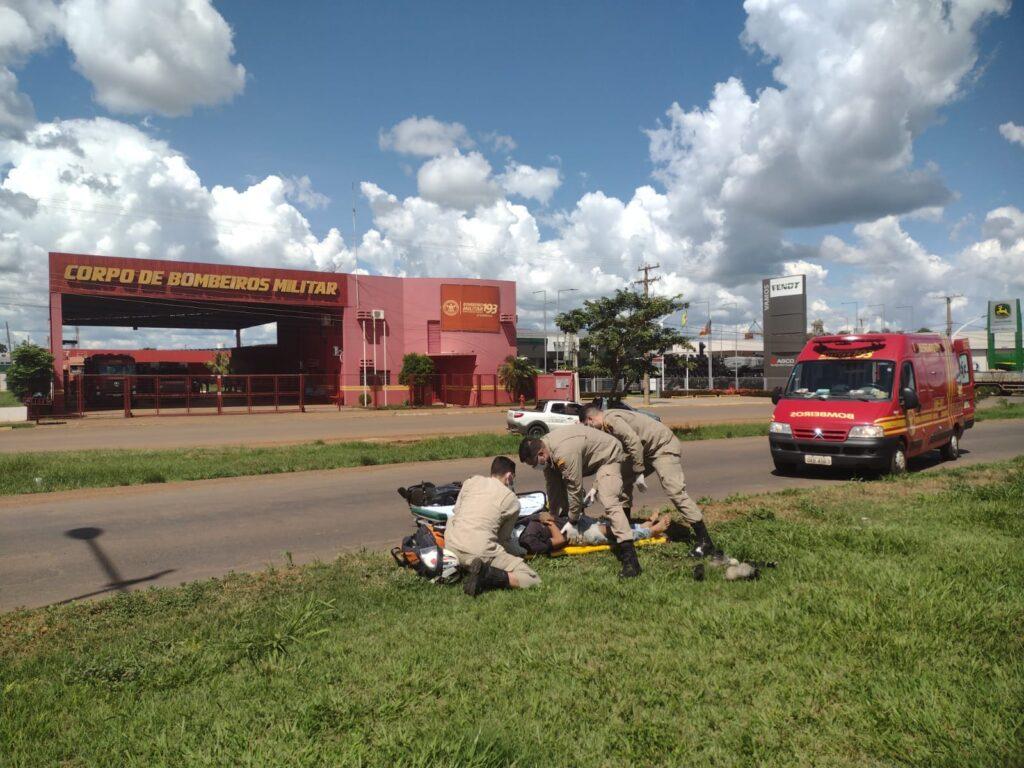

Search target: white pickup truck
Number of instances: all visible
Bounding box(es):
[505,400,585,438]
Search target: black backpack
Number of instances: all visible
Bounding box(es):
[397,481,462,507]
[390,523,461,584]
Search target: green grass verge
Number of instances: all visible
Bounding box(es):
[0,423,769,496]
[0,390,21,407]
[2,459,1021,766]
[976,399,1024,422]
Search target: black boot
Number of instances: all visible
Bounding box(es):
[463,559,510,597]
[617,540,642,578]
[687,521,718,558]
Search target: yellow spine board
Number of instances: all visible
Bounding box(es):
[551,536,669,557]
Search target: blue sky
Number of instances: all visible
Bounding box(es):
[2,0,1023,343]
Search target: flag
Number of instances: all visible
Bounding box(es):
[680,309,688,327]
[698,320,711,337]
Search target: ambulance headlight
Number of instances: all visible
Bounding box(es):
[769,421,792,435]
[848,425,885,439]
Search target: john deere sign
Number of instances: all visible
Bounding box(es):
[987,298,1023,371]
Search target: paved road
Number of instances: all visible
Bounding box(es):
[2,419,1021,611]
[0,397,773,454]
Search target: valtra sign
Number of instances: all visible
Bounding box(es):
[440,284,500,332]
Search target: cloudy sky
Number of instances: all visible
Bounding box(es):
[1,0,1022,349]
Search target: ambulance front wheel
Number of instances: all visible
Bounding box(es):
[887,443,908,476]
[939,430,960,461]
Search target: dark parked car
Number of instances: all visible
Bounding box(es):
[589,396,662,422]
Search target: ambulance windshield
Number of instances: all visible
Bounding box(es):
[784,360,895,401]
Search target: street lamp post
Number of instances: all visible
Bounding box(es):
[841,301,860,333]
[895,305,913,333]
[556,288,578,370]
[717,302,737,391]
[532,289,549,373]
[868,303,885,332]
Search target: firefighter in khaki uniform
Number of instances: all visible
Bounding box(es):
[518,425,642,578]
[582,404,717,558]
[446,456,541,597]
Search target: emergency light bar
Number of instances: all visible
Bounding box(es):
[812,335,888,355]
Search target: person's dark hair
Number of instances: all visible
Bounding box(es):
[582,404,602,421]
[490,455,516,477]
[518,437,543,465]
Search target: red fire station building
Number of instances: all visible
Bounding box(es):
[48,252,517,412]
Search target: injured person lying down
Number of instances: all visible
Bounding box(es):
[518,510,670,556]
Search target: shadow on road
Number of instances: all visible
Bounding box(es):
[61,526,175,605]
[770,448,969,480]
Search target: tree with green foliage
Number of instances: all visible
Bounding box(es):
[497,355,538,401]
[204,351,232,376]
[916,327,933,333]
[556,289,690,395]
[398,353,436,406]
[7,343,55,399]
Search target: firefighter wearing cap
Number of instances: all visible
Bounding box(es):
[582,404,717,558]
[445,456,541,597]
[518,424,641,578]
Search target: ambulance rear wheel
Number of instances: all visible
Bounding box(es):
[940,430,960,461]
[887,443,908,476]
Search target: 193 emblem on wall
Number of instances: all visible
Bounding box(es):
[442,299,460,316]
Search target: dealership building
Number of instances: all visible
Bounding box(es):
[48,252,517,412]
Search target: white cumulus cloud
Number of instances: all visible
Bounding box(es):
[999,121,1024,147]
[62,0,245,116]
[498,162,561,204]
[416,150,502,209]
[378,116,473,157]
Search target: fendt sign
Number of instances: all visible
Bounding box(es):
[762,274,807,390]
[50,253,345,305]
[440,284,500,332]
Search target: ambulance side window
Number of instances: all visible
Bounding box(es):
[957,354,971,384]
[901,361,916,393]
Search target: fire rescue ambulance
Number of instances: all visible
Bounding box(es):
[769,334,975,475]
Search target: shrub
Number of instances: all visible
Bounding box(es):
[7,343,54,399]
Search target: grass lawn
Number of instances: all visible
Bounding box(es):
[0,390,21,407]
[976,398,1024,422]
[0,423,768,496]
[2,459,1022,767]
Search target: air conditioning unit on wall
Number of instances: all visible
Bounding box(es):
[371,309,385,320]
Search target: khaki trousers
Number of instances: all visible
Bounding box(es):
[592,462,634,543]
[649,446,704,524]
[447,544,541,588]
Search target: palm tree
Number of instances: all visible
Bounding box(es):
[498,355,539,402]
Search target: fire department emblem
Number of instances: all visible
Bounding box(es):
[442,299,460,317]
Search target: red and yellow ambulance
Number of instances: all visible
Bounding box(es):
[769,334,975,475]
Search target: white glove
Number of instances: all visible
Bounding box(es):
[634,475,648,493]
[583,487,597,507]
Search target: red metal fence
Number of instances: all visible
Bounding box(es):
[63,372,516,417]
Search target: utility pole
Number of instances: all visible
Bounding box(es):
[556,288,578,370]
[895,305,913,333]
[940,294,963,338]
[4,321,11,352]
[532,289,550,373]
[634,263,661,406]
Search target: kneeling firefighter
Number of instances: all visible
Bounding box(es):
[582,404,717,558]
[518,425,641,578]
[445,456,541,597]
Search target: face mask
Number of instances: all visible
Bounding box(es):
[532,460,547,471]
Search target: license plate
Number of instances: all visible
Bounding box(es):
[804,455,832,466]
